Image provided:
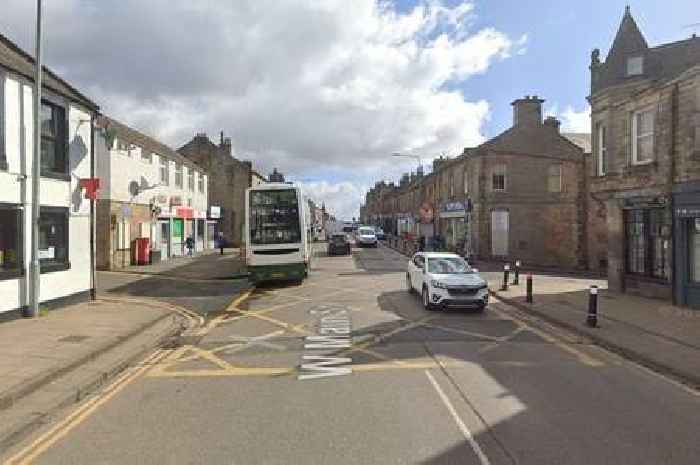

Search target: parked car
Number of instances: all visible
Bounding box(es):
[328,233,351,256]
[356,226,378,248]
[374,227,385,240]
[406,252,488,312]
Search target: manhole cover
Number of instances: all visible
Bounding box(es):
[58,335,90,343]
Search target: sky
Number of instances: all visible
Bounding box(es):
[1,0,699,220]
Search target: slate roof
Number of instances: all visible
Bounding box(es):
[476,124,585,161]
[562,133,592,153]
[0,32,98,111]
[97,115,204,172]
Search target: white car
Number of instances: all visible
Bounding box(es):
[356,226,378,248]
[406,252,488,311]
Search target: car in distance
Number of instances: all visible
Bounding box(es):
[374,227,385,240]
[406,252,488,312]
[328,233,351,256]
[356,226,378,248]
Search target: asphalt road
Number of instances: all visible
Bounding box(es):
[5,244,700,465]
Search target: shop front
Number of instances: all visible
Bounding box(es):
[208,206,221,249]
[673,181,700,309]
[439,201,467,252]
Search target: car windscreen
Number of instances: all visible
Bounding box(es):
[249,189,302,245]
[358,228,374,235]
[331,235,346,244]
[427,257,471,274]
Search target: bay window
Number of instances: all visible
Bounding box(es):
[159,156,169,185]
[175,162,183,189]
[188,167,194,191]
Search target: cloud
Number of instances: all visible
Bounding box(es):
[299,181,368,221]
[1,0,520,218]
[547,105,591,133]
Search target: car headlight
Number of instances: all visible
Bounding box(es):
[430,279,448,289]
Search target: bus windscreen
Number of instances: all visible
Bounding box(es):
[249,189,302,245]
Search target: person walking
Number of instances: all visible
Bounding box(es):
[185,236,195,257]
[217,231,225,255]
[418,235,425,252]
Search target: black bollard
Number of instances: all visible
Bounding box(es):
[500,264,510,291]
[513,260,520,285]
[526,273,533,303]
[587,285,598,327]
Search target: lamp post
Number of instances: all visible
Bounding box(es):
[28,0,43,318]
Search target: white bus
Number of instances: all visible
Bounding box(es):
[245,183,310,283]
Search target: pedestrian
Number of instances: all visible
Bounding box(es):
[217,232,225,255]
[185,236,195,257]
[418,235,425,252]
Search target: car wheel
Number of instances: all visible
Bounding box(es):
[422,286,434,311]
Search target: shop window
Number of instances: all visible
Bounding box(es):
[40,100,68,177]
[175,163,183,188]
[631,108,654,165]
[0,205,22,279]
[625,209,668,279]
[492,164,506,191]
[548,164,562,192]
[159,156,169,185]
[39,207,69,272]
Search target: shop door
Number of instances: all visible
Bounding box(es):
[491,211,509,257]
[172,219,184,256]
[685,219,700,309]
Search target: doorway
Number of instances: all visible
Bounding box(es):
[491,210,509,257]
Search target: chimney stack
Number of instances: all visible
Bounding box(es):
[511,95,545,127]
[544,116,561,133]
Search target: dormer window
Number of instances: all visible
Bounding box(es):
[627,56,643,76]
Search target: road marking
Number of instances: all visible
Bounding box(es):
[5,349,170,465]
[425,370,491,465]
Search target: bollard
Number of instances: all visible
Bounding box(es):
[512,260,520,285]
[587,285,598,327]
[526,273,533,303]
[500,264,510,291]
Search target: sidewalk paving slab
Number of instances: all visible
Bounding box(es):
[0,298,188,451]
[109,248,246,280]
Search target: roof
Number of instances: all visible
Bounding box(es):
[0,32,98,110]
[97,115,204,172]
[477,124,585,161]
[562,132,592,153]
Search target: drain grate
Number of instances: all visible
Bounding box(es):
[58,335,90,343]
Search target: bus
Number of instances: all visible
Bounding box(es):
[245,183,310,283]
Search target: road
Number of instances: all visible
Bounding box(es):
[4,244,700,465]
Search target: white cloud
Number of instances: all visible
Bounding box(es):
[560,106,591,133]
[0,0,521,218]
[299,181,368,221]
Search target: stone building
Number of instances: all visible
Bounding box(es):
[588,7,700,305]
[178,133,252,247]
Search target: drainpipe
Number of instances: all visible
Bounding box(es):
[669,83,679,305]
[89,114,96,300]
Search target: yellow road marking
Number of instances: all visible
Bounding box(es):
[5,349,170,465]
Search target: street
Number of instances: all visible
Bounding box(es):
[4,244,700,465]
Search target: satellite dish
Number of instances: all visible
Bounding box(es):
[128,181,140,197]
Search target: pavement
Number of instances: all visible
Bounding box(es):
[0,250,250,453]
[481,266,700,389]
[2,243,699,464]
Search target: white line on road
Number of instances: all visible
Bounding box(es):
[425,370,491,465]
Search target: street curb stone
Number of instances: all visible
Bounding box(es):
[491,291,700,390]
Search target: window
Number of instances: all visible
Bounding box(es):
[159,157,169,185]
[115,138,129,151]
[0,204,22,279]
[492,163,506,191]
[39,207,69,272]
[596,122,607,175]
[625,209,668,279]
[627,56,643,76]
[198,172,204,193]
[40,100,67,176]
[249,189,301,245]
[690,220,700,282]
[0,72,6,171]
[187,198,192,207]
[449,173,455,197]
[632,108,654,164]
[548,164,562,192]
[463,169,469,194]
[175,163,183,188]
[141,149,152,163]
[187,167,194,191]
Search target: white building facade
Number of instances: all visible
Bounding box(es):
[0,34,98,316]
[95,116,210,270]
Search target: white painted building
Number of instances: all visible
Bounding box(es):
[0,34,99,316]
[94,116,210,270]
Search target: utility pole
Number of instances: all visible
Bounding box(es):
[28,0,43,318]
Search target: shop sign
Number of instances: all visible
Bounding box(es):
[623,196,667,209]
[676,207,700,218]
[170,196,183,206]
[176,207,194,219]
[209,206,221,219]
[440,201,466,219]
